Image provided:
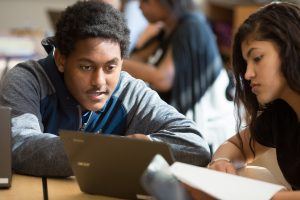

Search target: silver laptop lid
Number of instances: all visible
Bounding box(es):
[60,130,174,199]
[0,106,12,188]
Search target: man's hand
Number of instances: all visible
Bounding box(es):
[126,133,150,140]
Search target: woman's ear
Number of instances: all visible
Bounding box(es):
[54,49,66,73]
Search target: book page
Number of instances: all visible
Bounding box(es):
[170,162,285,200]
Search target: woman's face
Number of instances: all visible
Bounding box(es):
[139,0,168,23]
[241,39,288,104]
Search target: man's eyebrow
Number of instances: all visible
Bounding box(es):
[106,58,120,64]
[76,57,120,64]
[77,58,94,63]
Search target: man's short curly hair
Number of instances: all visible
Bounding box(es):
[55,0,130,58]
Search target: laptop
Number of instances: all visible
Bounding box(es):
[0,106,12,188]
[59,130,175,199]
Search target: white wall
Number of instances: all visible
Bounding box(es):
[0,0,77,34]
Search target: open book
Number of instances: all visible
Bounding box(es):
[140,155,285,200]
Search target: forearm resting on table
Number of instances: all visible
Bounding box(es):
[272,191,300,200]
[13,136,73,177]
[212,141,247,169]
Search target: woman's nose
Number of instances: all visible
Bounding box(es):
[244,63,255,80]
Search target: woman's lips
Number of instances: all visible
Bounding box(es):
[250,83,260,94]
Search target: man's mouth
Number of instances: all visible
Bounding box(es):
[87,90,109,101]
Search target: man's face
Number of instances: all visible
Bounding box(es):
[56,38,122,111]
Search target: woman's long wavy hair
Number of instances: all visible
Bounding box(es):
[232,2,300,152]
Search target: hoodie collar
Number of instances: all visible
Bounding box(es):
[39,37,79,108]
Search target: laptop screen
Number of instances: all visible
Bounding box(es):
[60,130,174,199]
[0,106,12,188]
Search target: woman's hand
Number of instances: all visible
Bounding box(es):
[207,158,237,174]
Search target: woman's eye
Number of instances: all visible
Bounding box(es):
[80,65,94,71]
[253,55,263,63]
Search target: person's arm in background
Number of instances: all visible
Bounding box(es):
[209,128,269,174]
[128,36,160,62]
[119,73,211,166]
[0,62,72,177]
[134,22,164,50]
[123,47,174,92]
[123,19,175,92]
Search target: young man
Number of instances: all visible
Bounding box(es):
[0,1,210,177]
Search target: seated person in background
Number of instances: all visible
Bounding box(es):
[102,0,120,9]
[123,0,236,151]
[121,0,150,52]
[0,1,210,177]
[208,2,300,199]
[103,0,158,53]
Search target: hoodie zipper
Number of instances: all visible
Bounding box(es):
[78,105,82,130]
[78,106,93,131]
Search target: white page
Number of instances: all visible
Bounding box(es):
[170,162,285,200]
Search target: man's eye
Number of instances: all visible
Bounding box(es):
[106,65,117,72]
[80,65,94,71]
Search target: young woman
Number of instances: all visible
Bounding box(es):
[209,2,300,199]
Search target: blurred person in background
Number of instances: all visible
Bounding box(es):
[123,0,236,152]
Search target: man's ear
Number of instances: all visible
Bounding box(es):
[54,49,66,73]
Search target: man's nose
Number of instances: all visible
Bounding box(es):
[91,69,106,86]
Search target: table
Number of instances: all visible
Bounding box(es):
[0,164,288,200]
[0,174,120,200]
